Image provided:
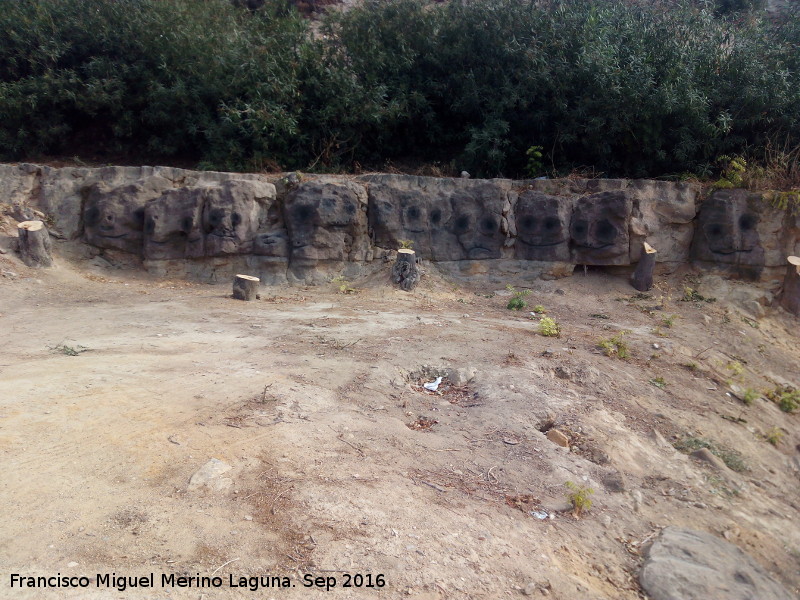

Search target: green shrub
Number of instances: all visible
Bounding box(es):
[1,0,799,176]
[538,317,560,337]
[598,332,630,359]
[506,286,530,310]
[565,481,594,517]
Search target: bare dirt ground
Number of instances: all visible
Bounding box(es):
[1,245,799,600]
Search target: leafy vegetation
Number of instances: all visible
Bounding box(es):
[766,385,799,413]
[1,0,799,177]
[673,436,748,472]
[538,317,561,337]
[506,286,530,311]
[565,481,594,517]
[598,332,630,359]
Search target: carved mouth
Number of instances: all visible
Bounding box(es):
[97,232,129,239]
[521,239,565,247]
[467,247,493,259]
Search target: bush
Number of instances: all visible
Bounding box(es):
[1,0,799,177]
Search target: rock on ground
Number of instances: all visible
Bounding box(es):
[640,527,791,600]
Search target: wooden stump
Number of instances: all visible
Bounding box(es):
[392,249,420,291]
[17,220,53,268]
[631,242,657,292]
[232,274,260,301]
[779,256,800,316]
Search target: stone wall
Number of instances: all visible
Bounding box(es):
[1,164,798,284]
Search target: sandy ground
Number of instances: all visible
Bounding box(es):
[0,246,799,600]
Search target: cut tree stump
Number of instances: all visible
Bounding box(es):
[232,274,260,301]
[392,249,420,291]
[779,256,800,316]
[17,220,53,268]
[631,242,657,292]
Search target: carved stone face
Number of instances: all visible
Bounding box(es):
[84,178,170,254]
[368,184,453,259]
[690,190,764,279]
[514,191,572,261]
[284,181,366,262]
[570,191,631,264]
[143,188,205,260]
[202,182,260,256]
[252,231,289,257]
[697,196,759,256]
[448,193,503,260]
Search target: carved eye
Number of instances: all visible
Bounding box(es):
[481,217,496,233]
[407,206,421,220]
[145,218,156,234]
[595,220,616,242]
[521,216,536,230]
[181,216,193,232]
[430,209,442,225]
[544,217,560,231]
[294,205,313,222]
[85,206,100,227]
[231,213,241,227]
[133,208,145,227]
[454,215,471,233]
[209,210,223,225]
[739,214,755,231]
[573,222,587,235]
[708,224,723,237]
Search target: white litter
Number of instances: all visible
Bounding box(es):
[423,377,443,391]
[530,510,549,520]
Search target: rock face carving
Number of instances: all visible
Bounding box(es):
[513,191,573,261]
[570,191,632,265]
[691,190,765,279]
[640,527,791,600]
[144,188,206,260]
[202,181,265,256]
[448,189,505,260]
[367,176,506,261]
[84,177,171,254]
[284,181,369,262]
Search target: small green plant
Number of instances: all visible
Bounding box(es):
[650,376,667,389]
[740,316,759,329]
[673,437,748,472]
[565,481,594,517]
[682,287,716,303]
[713,155,747,189]
[742,388,759,406]
[538,316,560,337]
[331,276,356,295]
[661,314,678,328]
[399,239,414,250]
[532,304,547,314]
[765,427,784,446]
[506,285,531,310]
[598,331,629,359]
[50,343,89,356]
[725,360,744,379]
[764,385,799,413]
[682,361,699,372]
[525,145,545,177]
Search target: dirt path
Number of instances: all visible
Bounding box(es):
[1,255,798,599]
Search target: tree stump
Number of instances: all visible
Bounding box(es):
[17,220,53,268]
[392,249,420,291]
[232,274,260,301]
[779,256,800,316]
[631,242,657,292]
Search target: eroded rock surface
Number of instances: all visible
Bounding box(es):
[570,191,632,265]
[640,527,791,600]
[84,176,172,254]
